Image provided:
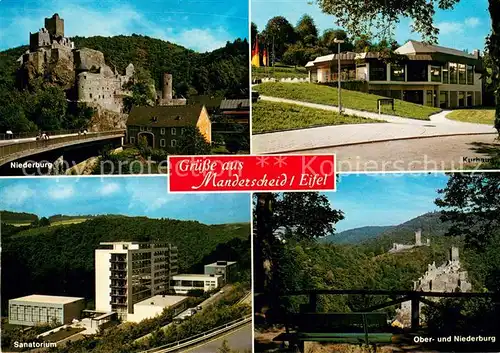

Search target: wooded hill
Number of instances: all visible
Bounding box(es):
[1,214,250,314]
[0,35,249,133]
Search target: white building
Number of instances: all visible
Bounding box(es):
[9,294,85,326]
[204,261,237,283]
[305,40,484,108]
[95,241,178,320]
[171,274,223,295]
[127,295,188,323]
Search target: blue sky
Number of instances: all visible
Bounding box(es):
[252,0,490,52]
[325,173,449,232]
[0,176,251,224]
[0,0,248,52]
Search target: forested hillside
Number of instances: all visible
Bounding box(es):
[1,215,250,314]
[0,210,38,224]
[0,35,248,133]
[321,225,395,244]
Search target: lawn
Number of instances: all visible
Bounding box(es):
[252,100,383,134]
[253,82,441,120]
[446,108,495,125]
[252,65,308,80]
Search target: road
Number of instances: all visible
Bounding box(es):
[293,134,500,171]
[182,323,252,353]
[252,96,496,155]
[0,133,79,146]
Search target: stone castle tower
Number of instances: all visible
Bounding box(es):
[44,13,64,38]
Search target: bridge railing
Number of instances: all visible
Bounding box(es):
[0,130,125,161]
[0,129,86,141]
[140,315,251,353]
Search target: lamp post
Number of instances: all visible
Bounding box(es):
[334,38,345,114]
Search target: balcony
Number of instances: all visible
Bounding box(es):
[111,266,127,271]
[110,257,127,263]
[110,300,127,306]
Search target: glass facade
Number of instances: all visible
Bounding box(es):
[390,64,405,81]
[467,65,474,85]
[369,62,387,81]
[430,66,441,82]
[407,62,427,81]
[458,64,466,84]
[442,64,449,84]
[449,63,458,84]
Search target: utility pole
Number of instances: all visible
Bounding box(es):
[334,38,345,114]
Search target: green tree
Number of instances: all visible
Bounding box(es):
[320,29,353,53]
[296,14,318,46]
[435,173,500,249]
[174,126,211,155]
[251,22,258,42]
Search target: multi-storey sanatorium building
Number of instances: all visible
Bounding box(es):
[305,40,484,108]
[95,242,178,320]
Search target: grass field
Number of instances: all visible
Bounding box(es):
[446,108,495,125]
[252,100,383,134]
[51,219,89,226]
[254,82,441,120]
[252,65,308,79]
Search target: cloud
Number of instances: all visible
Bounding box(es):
[437,21,464,35]
[464,17,480,28]
[47,185,75,200]
[99,182,120,196]
[0,184,35,207]
[0,1,236,52]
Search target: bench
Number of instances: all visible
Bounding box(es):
[273,312,394,350]
[377,98,395,114]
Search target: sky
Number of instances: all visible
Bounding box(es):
[0,176,251,224]
[0,0,249,52]
[252,0,491,52]
[325,173,449,232]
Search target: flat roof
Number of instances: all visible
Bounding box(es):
[173,274,222,280]
[134,295,188,307]
[205,261,237,267]
[10,294,84,305]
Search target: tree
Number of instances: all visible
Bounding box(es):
[435,173,500,249]
[251,22,258,42]
[262,16,296,60]
[174,126,212,155]
[353,34,373,52]
[321,29,353,53]
[282,44,307,66]
[487,1,500,134]
[296,14,318,46]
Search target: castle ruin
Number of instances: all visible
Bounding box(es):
[19,13,135,115]
[389,229,430,253]
[395,246,472,327]
[156,73,187,106]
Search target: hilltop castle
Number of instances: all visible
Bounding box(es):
[18,13,135,115]
[388,229,430,253]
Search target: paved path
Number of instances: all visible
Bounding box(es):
[183,323,252,353]
[0,133,78,146]
[253,96,496,154]
[296,134,499,171]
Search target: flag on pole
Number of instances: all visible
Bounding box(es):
[262,46,268,67]
[252,35,260,67]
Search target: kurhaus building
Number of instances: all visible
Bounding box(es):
[305,40,483,108]
[126,105,212,149]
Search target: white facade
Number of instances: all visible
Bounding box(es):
[127,295,188,323]
[95,241,178,320]
[204,261,237,283]
[171,274,223,295]
[9,295,85,326]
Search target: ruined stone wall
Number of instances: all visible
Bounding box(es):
[77,72,128,113]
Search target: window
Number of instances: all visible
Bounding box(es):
[430,66,441,82]
[467,65,474,85]
[147,127,152,132]
[171,128,177,135]
[160,128,165,135]
[171,139,177,147]
[426,90,434,107]
[140,126,145,132]
[130,136,135,144]
[449,63,458,84]
[160,139,166,147]
[369,62,387,81]
[181,128,186,135]
[458,64,466,84]
[442,64,449,84]
[407,62,427,81]
[390,64,405,81]
[89,93,93,99]
[458,91,465,106]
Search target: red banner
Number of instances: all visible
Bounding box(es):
[168,155,336,192]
